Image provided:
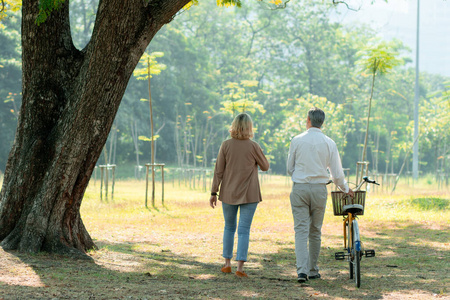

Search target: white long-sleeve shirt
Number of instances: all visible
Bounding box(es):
[287,127,349,193]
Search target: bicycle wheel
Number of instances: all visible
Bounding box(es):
[347,221,353,279]
[352,220,361,288]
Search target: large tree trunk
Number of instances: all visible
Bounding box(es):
[0,0,189,255]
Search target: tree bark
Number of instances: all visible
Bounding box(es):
[0,0,189,255]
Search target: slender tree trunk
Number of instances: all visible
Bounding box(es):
[384,133,392,180]
[174,112,182,168]
[108,123,115,165]
[444,143,449,186]
[375,128,380,174]
[391,151,394,174]
[131,121,140,166]
[435,139,439,181]
[184,118,190,166]
[191,121,200,168]
[113,127,117,165]
[131,120,141,179]
[147,58,156,206]
[0,0,190,255]
[391,133,419,193]
[153,119,166,168]
[362,64,377,162]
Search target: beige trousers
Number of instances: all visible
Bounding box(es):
[290,183,328,276]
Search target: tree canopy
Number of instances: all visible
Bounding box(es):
[1,0,449,176]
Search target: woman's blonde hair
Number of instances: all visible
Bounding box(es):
[229,113,254,140]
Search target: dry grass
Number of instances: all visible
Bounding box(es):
[0,175,449,299]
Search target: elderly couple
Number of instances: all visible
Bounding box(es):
[208,107,354,282]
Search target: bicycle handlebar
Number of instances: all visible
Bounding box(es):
[362,176,380,185]
[328,176,380,193]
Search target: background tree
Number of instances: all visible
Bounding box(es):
[272,94,353,172]
[2,1,448,177]
[133,51,166,206]
[356,39,402,165]
[419,91,450,178]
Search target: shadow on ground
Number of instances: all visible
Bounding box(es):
[0,222,448,299]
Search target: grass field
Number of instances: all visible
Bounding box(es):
[0,175,449,299]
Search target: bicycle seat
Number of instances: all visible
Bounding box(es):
[343,204,364,214]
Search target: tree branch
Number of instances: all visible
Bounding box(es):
[270,0,290,10]
[243,12,272,58]
[332,0,361,12]
[257,0,291,10]
[154,119,166,135]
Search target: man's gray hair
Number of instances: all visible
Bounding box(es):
[308,107,325,128]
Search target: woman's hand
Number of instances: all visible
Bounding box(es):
[209,195,217,209]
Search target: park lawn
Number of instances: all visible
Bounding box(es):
[0,175,449,299]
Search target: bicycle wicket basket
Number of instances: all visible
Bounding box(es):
[331,191,366,216]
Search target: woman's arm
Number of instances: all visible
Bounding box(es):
[211,143,226,194]
[254,143,269,171]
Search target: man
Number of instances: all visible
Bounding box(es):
[287,107,354,283]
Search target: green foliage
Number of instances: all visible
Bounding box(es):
[1,0,449,177]
[407,197,449,211]
[139,135,160,142]
[356,39,403,76]
[276,94,353,153]
[133,52,166,80]
[221,81,266,116]
[418,91,450,171]
[36,0,66,25]
[183,0,198,10]
[443,80,450,108]
[353,38,407,164]
[217,0,242,7]
[0,0,21,26]
[110,0,450,173]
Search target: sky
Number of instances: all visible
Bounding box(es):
[333,0,450,77]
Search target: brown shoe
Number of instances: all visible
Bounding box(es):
[221,266,232,273]
[235,271,248,278]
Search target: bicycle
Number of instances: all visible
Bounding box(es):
[330,176,380,288]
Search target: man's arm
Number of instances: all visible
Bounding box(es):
[286,139,296,176]
[329,143,350,193]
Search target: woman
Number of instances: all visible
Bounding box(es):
[209,113,269,278]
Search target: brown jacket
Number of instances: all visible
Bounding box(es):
[211,138,269,205]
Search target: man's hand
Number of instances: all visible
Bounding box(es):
[209,195,217,208]
[347,188,354,198]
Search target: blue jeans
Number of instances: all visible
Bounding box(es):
[222,202,258,262]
